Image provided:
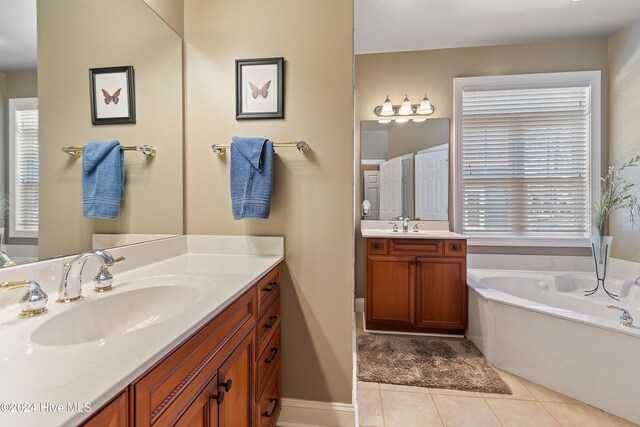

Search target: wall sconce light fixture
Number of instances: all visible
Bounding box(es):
[374,94,435,123]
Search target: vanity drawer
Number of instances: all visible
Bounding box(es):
[257,326,281,399]
[390,239,443,256]
[133,287,256,426]
[367,239,388,255]
[257,299,281,359]
[444,240,466,257]
[257,362,281,427]
[258,264,281,317]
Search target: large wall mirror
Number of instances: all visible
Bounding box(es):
[0,0,183,267]
[360,119,450,221]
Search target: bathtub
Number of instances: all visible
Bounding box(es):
[467,269,640,424]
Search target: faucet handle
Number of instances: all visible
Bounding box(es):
[608,305,634,327]
[94,255,125,293]
[0,280,48,318]
[387,222,399,232]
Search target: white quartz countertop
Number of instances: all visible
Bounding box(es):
[0,236,283,426]
[361,229,467,239]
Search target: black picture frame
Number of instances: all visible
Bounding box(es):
[89,65,136,125]
[235,57,284,120]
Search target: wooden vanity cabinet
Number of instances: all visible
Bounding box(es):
[365,238,467,335]
[81,263,283,427]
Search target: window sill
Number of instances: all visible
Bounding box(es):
[466,236,591,248]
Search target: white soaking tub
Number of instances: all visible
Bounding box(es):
[467,269,640,424]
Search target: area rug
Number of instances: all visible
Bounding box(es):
[357,334,511,394]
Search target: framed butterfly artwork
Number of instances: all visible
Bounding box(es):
[235,57,284,119]
[89,66,136,125]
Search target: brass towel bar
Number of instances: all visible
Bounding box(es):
[62,145,157,158]
[211,141,309,156]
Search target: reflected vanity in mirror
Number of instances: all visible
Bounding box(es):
[360,118,449,221]
[0,0,183,267]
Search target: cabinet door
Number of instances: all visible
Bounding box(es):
[175,375,219,427]
[81,391,128,427]
[218,332,255,427]
[366,255,416,326]
[416,257,466,331]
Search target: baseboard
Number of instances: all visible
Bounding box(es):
[354,298,364,313]
[277,398,355,427]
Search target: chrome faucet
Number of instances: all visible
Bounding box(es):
[0,280,48,317]
[0,249,16,268]
[608,305,634,327]
[56,249,125,303]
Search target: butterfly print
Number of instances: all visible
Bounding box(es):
[102,88,122,105]
[249,81,271,99]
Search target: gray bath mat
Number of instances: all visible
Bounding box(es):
[357,334,512,394]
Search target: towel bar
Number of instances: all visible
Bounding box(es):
[211,141,309,156]
[62,145,156,158]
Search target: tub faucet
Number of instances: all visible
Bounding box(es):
[608,305,634,327]
[56,249,125,303]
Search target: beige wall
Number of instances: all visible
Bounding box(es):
[4,72,37,99]
[38,0,183,259]
[609,18,640,262]
[354,39,609,298]
[144,0,184,37]
[183,0,353,404]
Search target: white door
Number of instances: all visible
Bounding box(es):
[415,145,448,220]
[363,170,380,220]
[379,157,402,220]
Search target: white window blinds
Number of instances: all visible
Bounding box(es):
[460,84,591,237]
[9,98,39,239]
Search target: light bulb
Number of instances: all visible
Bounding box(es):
[398,95,413,116]
[380,95,394,116]
[417,94,432,115]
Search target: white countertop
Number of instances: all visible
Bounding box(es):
[361,229,467,239]
[0,236,283,427]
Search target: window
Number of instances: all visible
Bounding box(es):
[9,98,39,239]
[454,72,600,246]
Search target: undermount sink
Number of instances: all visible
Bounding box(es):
[31,283,204,346]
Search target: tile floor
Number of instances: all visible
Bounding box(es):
[355,313,637,427]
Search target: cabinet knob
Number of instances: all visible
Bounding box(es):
[220,378,233,392]
[264,398,279,417]
[212,390,225,405]
[451,244,460,251]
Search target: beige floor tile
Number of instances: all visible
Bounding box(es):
[518,378,579,404]
[481,369,536,401]
[432,395,501,427]
[542,402,638,427]
[379,382,430,393]
[358,381,380,390]
[429,387,482,398]
[357,388,384,427]
[381,390,443,427]
[486,399,561,427]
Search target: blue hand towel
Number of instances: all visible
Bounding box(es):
[82,140,124,219]
[230,136,273,219]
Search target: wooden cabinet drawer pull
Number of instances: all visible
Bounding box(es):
[264,398,279,417]
[451,244,460,251]
[265,348,278,364]
[263,282,278,292]
[373,243,381,249]
[220,378,233,392]
[264,315,278,329]
[211,390,225,405]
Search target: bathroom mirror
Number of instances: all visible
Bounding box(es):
[360,119,449,221]
[0,0,183,267]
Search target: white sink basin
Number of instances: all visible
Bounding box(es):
[31,282,204,346]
